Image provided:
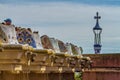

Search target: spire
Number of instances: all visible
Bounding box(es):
[94,12,101,30]
[93,12,102,54]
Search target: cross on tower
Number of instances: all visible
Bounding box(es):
[93,12,102,54]
[94,12,101,23]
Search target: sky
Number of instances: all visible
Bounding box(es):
[0,0,120,54]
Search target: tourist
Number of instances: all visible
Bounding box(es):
[4,18,12,25]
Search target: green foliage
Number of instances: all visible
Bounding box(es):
[74,72,82,80]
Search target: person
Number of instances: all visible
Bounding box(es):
[0,18,18,44]
[4,18,12,25]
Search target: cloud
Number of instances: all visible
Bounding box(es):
[0,2,120,53]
